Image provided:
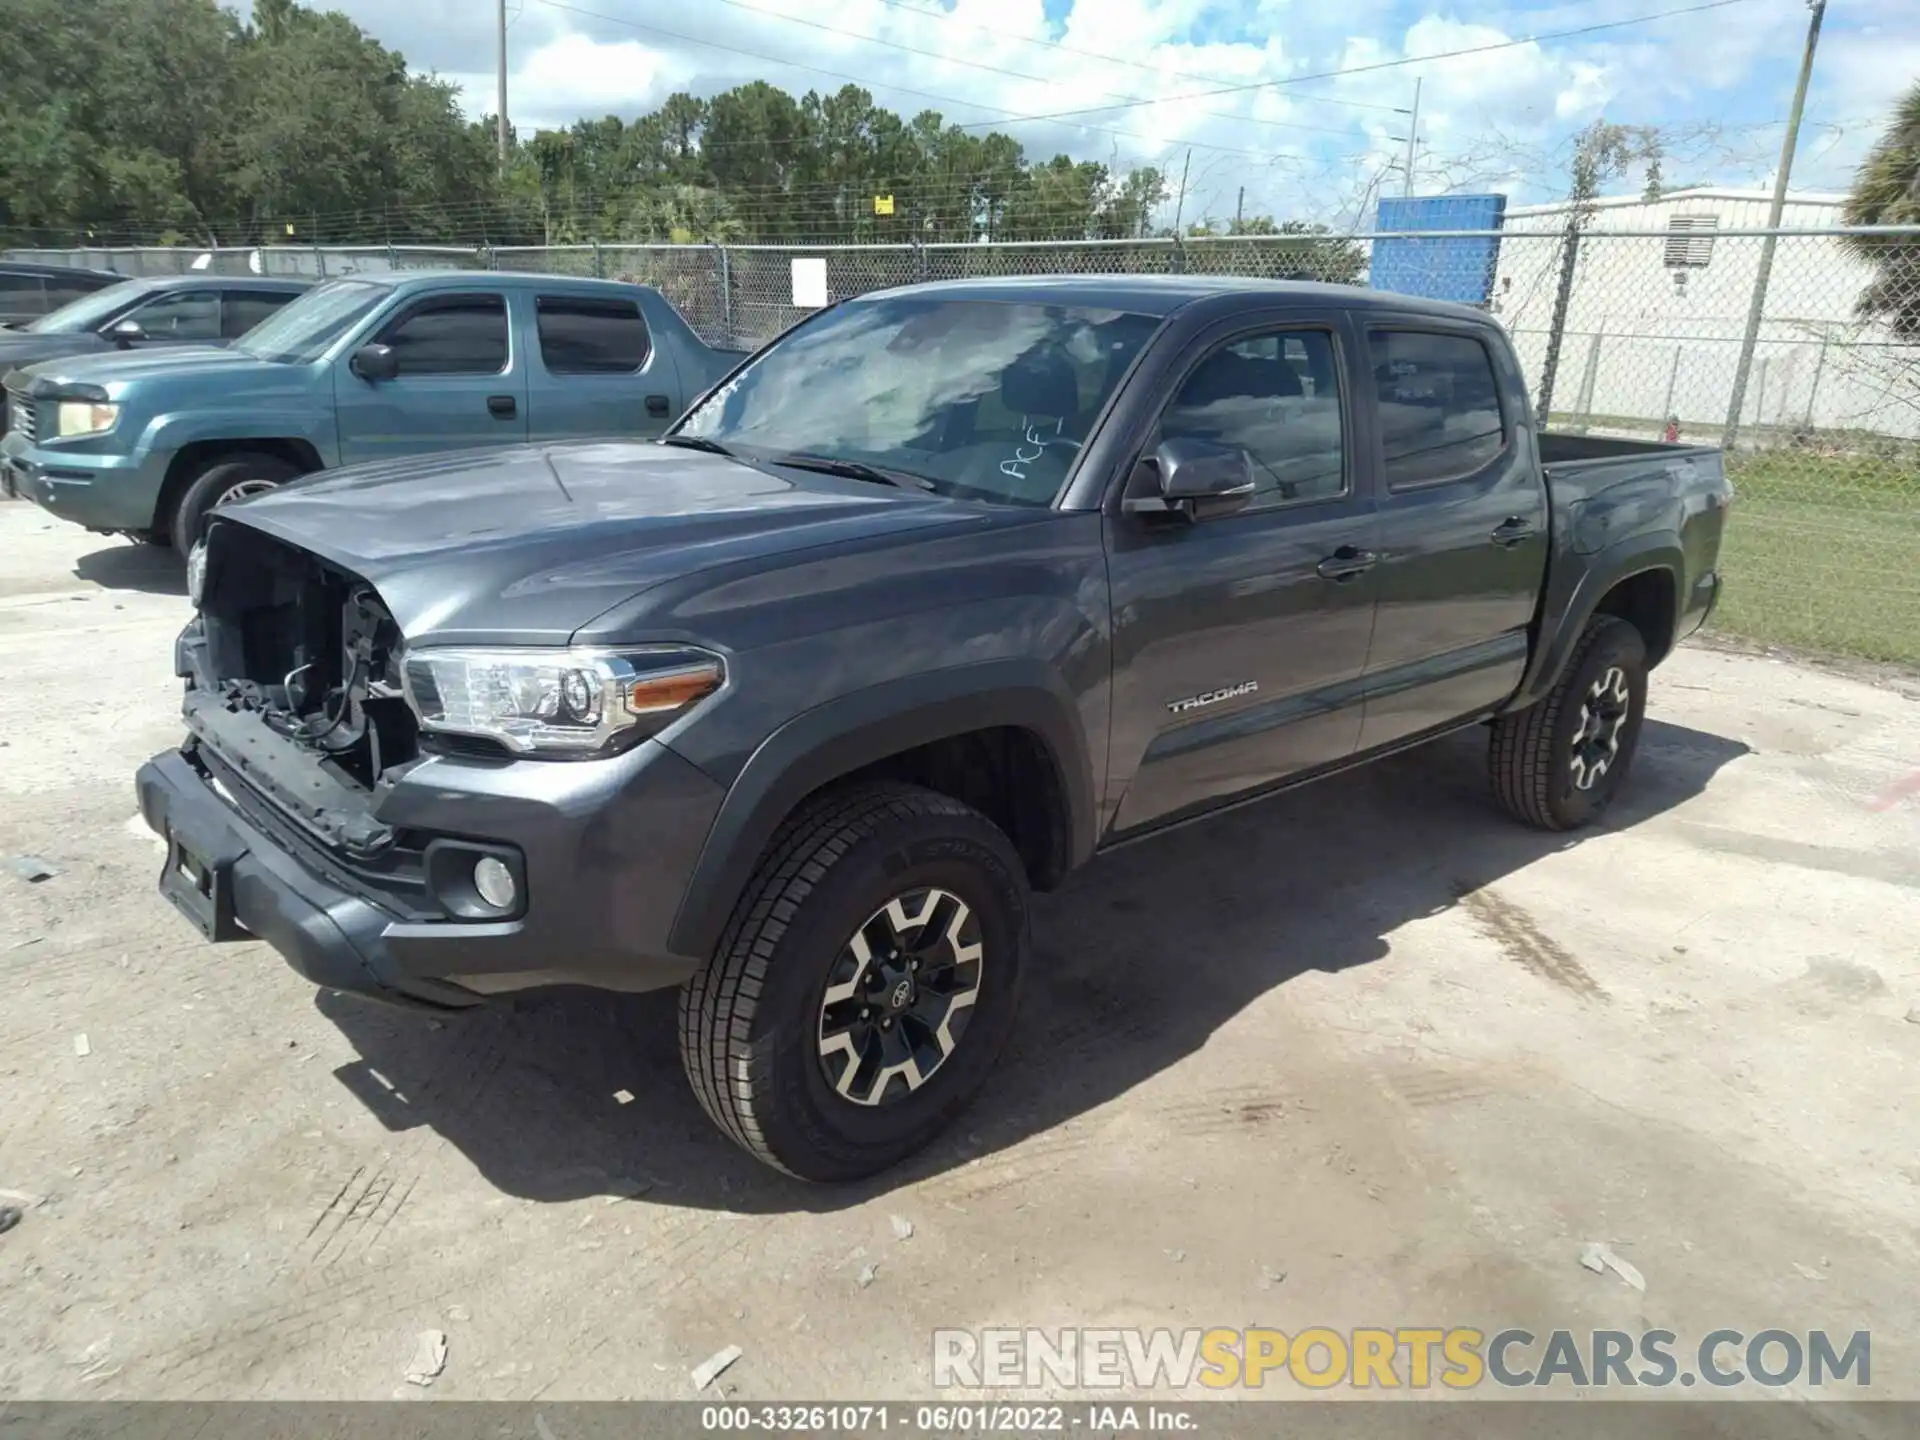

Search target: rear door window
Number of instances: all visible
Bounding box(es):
[536,296,651,373]
[1368,329,1506,487]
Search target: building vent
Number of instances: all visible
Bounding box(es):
[1664,214,1718,269]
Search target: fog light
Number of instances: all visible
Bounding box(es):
[472,855,517,911]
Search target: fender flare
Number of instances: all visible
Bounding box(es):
[667,661,1096,959]
[1506,533,1683,713]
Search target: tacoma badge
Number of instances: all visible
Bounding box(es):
[1167,680,1259,715]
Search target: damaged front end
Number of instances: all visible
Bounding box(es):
[174,522,433,904]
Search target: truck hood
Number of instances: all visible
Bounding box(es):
[217,440,996,646]
[0,332,109,375]
[15,344,261,393]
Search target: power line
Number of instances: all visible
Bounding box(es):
[862,0,1411,115]
[530,0,1341,162]
[676,0,1377,139]
[949,0,1762,130]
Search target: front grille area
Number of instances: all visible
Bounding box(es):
[7,395,36,441]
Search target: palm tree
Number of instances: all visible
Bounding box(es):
[1843,81,1920,337]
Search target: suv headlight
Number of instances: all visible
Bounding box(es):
[55,400,119,438]
[402,645,725,757]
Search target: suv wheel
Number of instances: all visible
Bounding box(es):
[680,782,1028,1181]
[1489,614,1648,831]
[169,453,302,555]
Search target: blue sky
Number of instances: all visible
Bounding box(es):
[251,0,1917,224]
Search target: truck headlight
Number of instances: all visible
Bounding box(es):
[402,645,725,757]
[185,540,208,608]
[54,400,119,438]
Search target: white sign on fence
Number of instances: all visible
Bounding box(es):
[791,257,828,308]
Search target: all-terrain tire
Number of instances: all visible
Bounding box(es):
[1489,614,1649,831]
[679,781,1029,1182]
[169,452,303,555]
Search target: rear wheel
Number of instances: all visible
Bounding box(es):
[679,782,1029,1181]
[1489,615,1648,831]
[169,452,303,555]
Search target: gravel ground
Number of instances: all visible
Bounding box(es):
[2,498,1918,1410]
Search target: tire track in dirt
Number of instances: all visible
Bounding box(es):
[1456,884,1607,1000]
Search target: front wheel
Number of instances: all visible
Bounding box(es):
[169,453,303,556]
[1489,615,1648,831]
[679,782,1029,1181]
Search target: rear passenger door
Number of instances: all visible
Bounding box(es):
[1103,313,1381,836]
[333,292,528,467]
[1355,322,1549,752]
[525,293,684,442]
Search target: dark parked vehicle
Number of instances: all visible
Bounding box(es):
[0,274,312,437]
[0,260,124,328]
[136,276,1731,1180]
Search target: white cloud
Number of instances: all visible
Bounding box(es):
[273,0,1917,224]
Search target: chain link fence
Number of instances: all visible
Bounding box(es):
[9,226,1919,665]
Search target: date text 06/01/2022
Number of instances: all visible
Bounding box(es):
[698,1404,1197,1432]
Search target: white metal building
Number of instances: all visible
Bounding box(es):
[1484,188,1910,439]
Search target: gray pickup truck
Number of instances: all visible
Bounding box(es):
[136,276,1731,1181]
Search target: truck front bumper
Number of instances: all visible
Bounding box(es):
[1,429,168,531]
[136,735,727,1010]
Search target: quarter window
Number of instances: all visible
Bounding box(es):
[1157,328,1346,508]
[1369,330,1506,487]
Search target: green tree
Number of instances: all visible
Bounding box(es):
[1842,80,1920,338]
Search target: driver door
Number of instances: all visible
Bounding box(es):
[1102,312,1382,837]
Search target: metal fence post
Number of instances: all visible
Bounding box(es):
[592,239,603,279]
[1535,222,1582,424]
[714,244,734,349]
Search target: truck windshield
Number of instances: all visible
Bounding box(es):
[233,279,387,364]
[25,279,148,334]
[675,296,1162,506]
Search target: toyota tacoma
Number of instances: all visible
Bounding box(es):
[136,276,1731,1180]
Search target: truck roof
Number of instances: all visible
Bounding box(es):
[337,269,651,296]
[864,273,1496,325]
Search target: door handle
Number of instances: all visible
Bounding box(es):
[1491,516,1538,547]
[1315,545,1378,581]
[645,394,671,417]
[487,394,517,419]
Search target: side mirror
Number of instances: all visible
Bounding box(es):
[1122,437,1257,522]
[350,343,399,383]
[107,318,147,348]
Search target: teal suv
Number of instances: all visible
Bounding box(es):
[2,270,743,552]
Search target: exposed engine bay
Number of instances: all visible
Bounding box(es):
[182,523,423,859]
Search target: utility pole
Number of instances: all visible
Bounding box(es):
[1172,149,1193,235]
[1402,77,1422,197]
[1723,0,1825,450]
[1235,186,1245,233]
[496,0,510,172]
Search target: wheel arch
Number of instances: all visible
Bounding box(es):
[1506,535,1682,714]
[155,438,323,541]
[668,663,1096,960]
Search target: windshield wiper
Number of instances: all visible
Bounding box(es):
[659,434,737,457]
[771,453,935,491]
